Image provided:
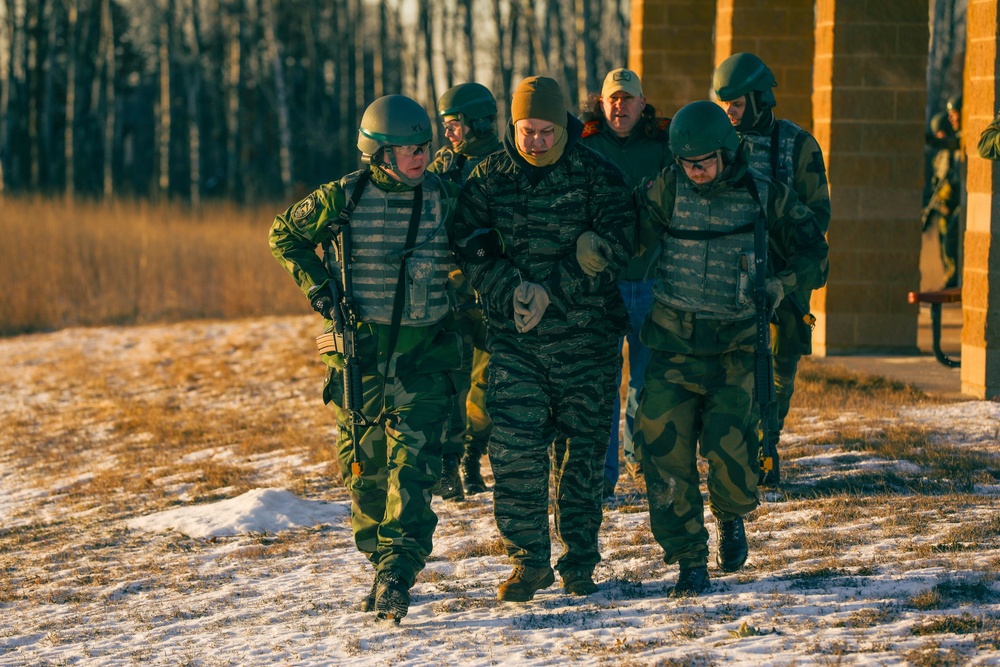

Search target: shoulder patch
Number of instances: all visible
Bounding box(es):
[657,118,671,132]
[581,120,602,138]
[291,194,317,221]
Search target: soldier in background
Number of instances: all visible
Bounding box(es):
[635,100,829,597]
[428,83,502,499]
[713,52,831,486]
[269,95,460,623]
[579,67,672,500]
[454,76,634,602]
[978,110,1000,160]
[923,111,962,288]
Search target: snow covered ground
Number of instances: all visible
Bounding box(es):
[1,317,999,666]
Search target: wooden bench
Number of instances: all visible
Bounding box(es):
[907,286,962,368]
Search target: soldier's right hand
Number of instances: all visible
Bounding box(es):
[576,231,611,277]
[513,282,550,333]
[309,282,341,326]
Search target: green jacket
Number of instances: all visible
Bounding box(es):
[428,135,502,185]
[978,113,1000,161]
[636,158,830,356]
[579,108,672,280]
[454,114,635,341]
[268,166,462,400]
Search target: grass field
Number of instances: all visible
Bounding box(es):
[1,314,999,666]
[0,196,309,336]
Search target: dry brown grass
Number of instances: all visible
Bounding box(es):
[0,195,309,335]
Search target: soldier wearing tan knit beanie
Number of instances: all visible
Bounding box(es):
[510,76,569,167]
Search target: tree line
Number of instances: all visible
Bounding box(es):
[0,0,628,204]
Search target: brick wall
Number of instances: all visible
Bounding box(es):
[630,0,716,115]
[962,0,1000,399]
[714,0,816,132]
[811,0,927,355]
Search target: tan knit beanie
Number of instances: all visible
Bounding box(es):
[511,76,567,126]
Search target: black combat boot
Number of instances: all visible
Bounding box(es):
[462,451,488,495]
[373,570,411,624]
[437,453,465,501]
[670,565,710,598]
[561,567,598,596]
[359,578,378,612]
[716,516,748,573]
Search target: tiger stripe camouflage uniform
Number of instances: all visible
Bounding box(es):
[635,148,829,572]
[739,114,831,459]
[269,165,461,591]
[454,113,634,583]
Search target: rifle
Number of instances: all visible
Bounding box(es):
[314,171,372,478]
[752,194,777,485]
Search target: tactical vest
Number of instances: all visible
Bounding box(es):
[335,170,454,326]
[742,119,801,186]
[653,171,770,320]
[432,146,491,185]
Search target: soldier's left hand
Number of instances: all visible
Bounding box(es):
[513,282,550,333]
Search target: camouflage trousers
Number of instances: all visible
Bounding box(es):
[635,346,761,568]
[486,332,619,572]
[768,298,811,448]
[444,344,493,458]
[333,366,454,589]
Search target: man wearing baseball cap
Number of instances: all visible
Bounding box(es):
[452,75,634,602]
[580,68,673,501]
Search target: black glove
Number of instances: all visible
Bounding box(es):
[309,283,341,324]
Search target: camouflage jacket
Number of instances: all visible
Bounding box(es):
[268,166,462,383]
[428,135,502,186]
[978,113,1000,161]
[454,114,635,342]
[579,108,672,280]
[740,111,831,236]
[636,159,830,354]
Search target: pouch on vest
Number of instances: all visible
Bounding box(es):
[736,252,755,309]
[406,257,434,319]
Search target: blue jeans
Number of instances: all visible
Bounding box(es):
[605,278,655,486]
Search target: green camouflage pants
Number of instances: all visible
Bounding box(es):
[635,345,761,568]
[769,296,812,448]
[487,333,619,572]
[328,328,457,589]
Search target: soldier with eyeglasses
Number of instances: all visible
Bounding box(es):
[269,94,460,624]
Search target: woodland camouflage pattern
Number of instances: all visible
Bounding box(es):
[269,166,461,588]
[739,114,830,447]
[634,157,829,567]
[454,115,634,572]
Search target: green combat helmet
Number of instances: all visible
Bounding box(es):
[669,100,740,159]
[358,94,433,167]
[437,82,498,139]
[713,52,777,128]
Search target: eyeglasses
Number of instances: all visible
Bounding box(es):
[393,143,431,157]
[677,154,717,173]
[443,120,464,133]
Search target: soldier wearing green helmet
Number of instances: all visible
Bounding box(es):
[634,100,829,597]
[713,52,831,486]
[427,83,502,501]
[269,94,461,624]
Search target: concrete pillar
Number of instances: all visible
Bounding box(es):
[962,0,1000,400]
[714,0,816,132]
[811,1,927,355]
[629,0,716,115]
